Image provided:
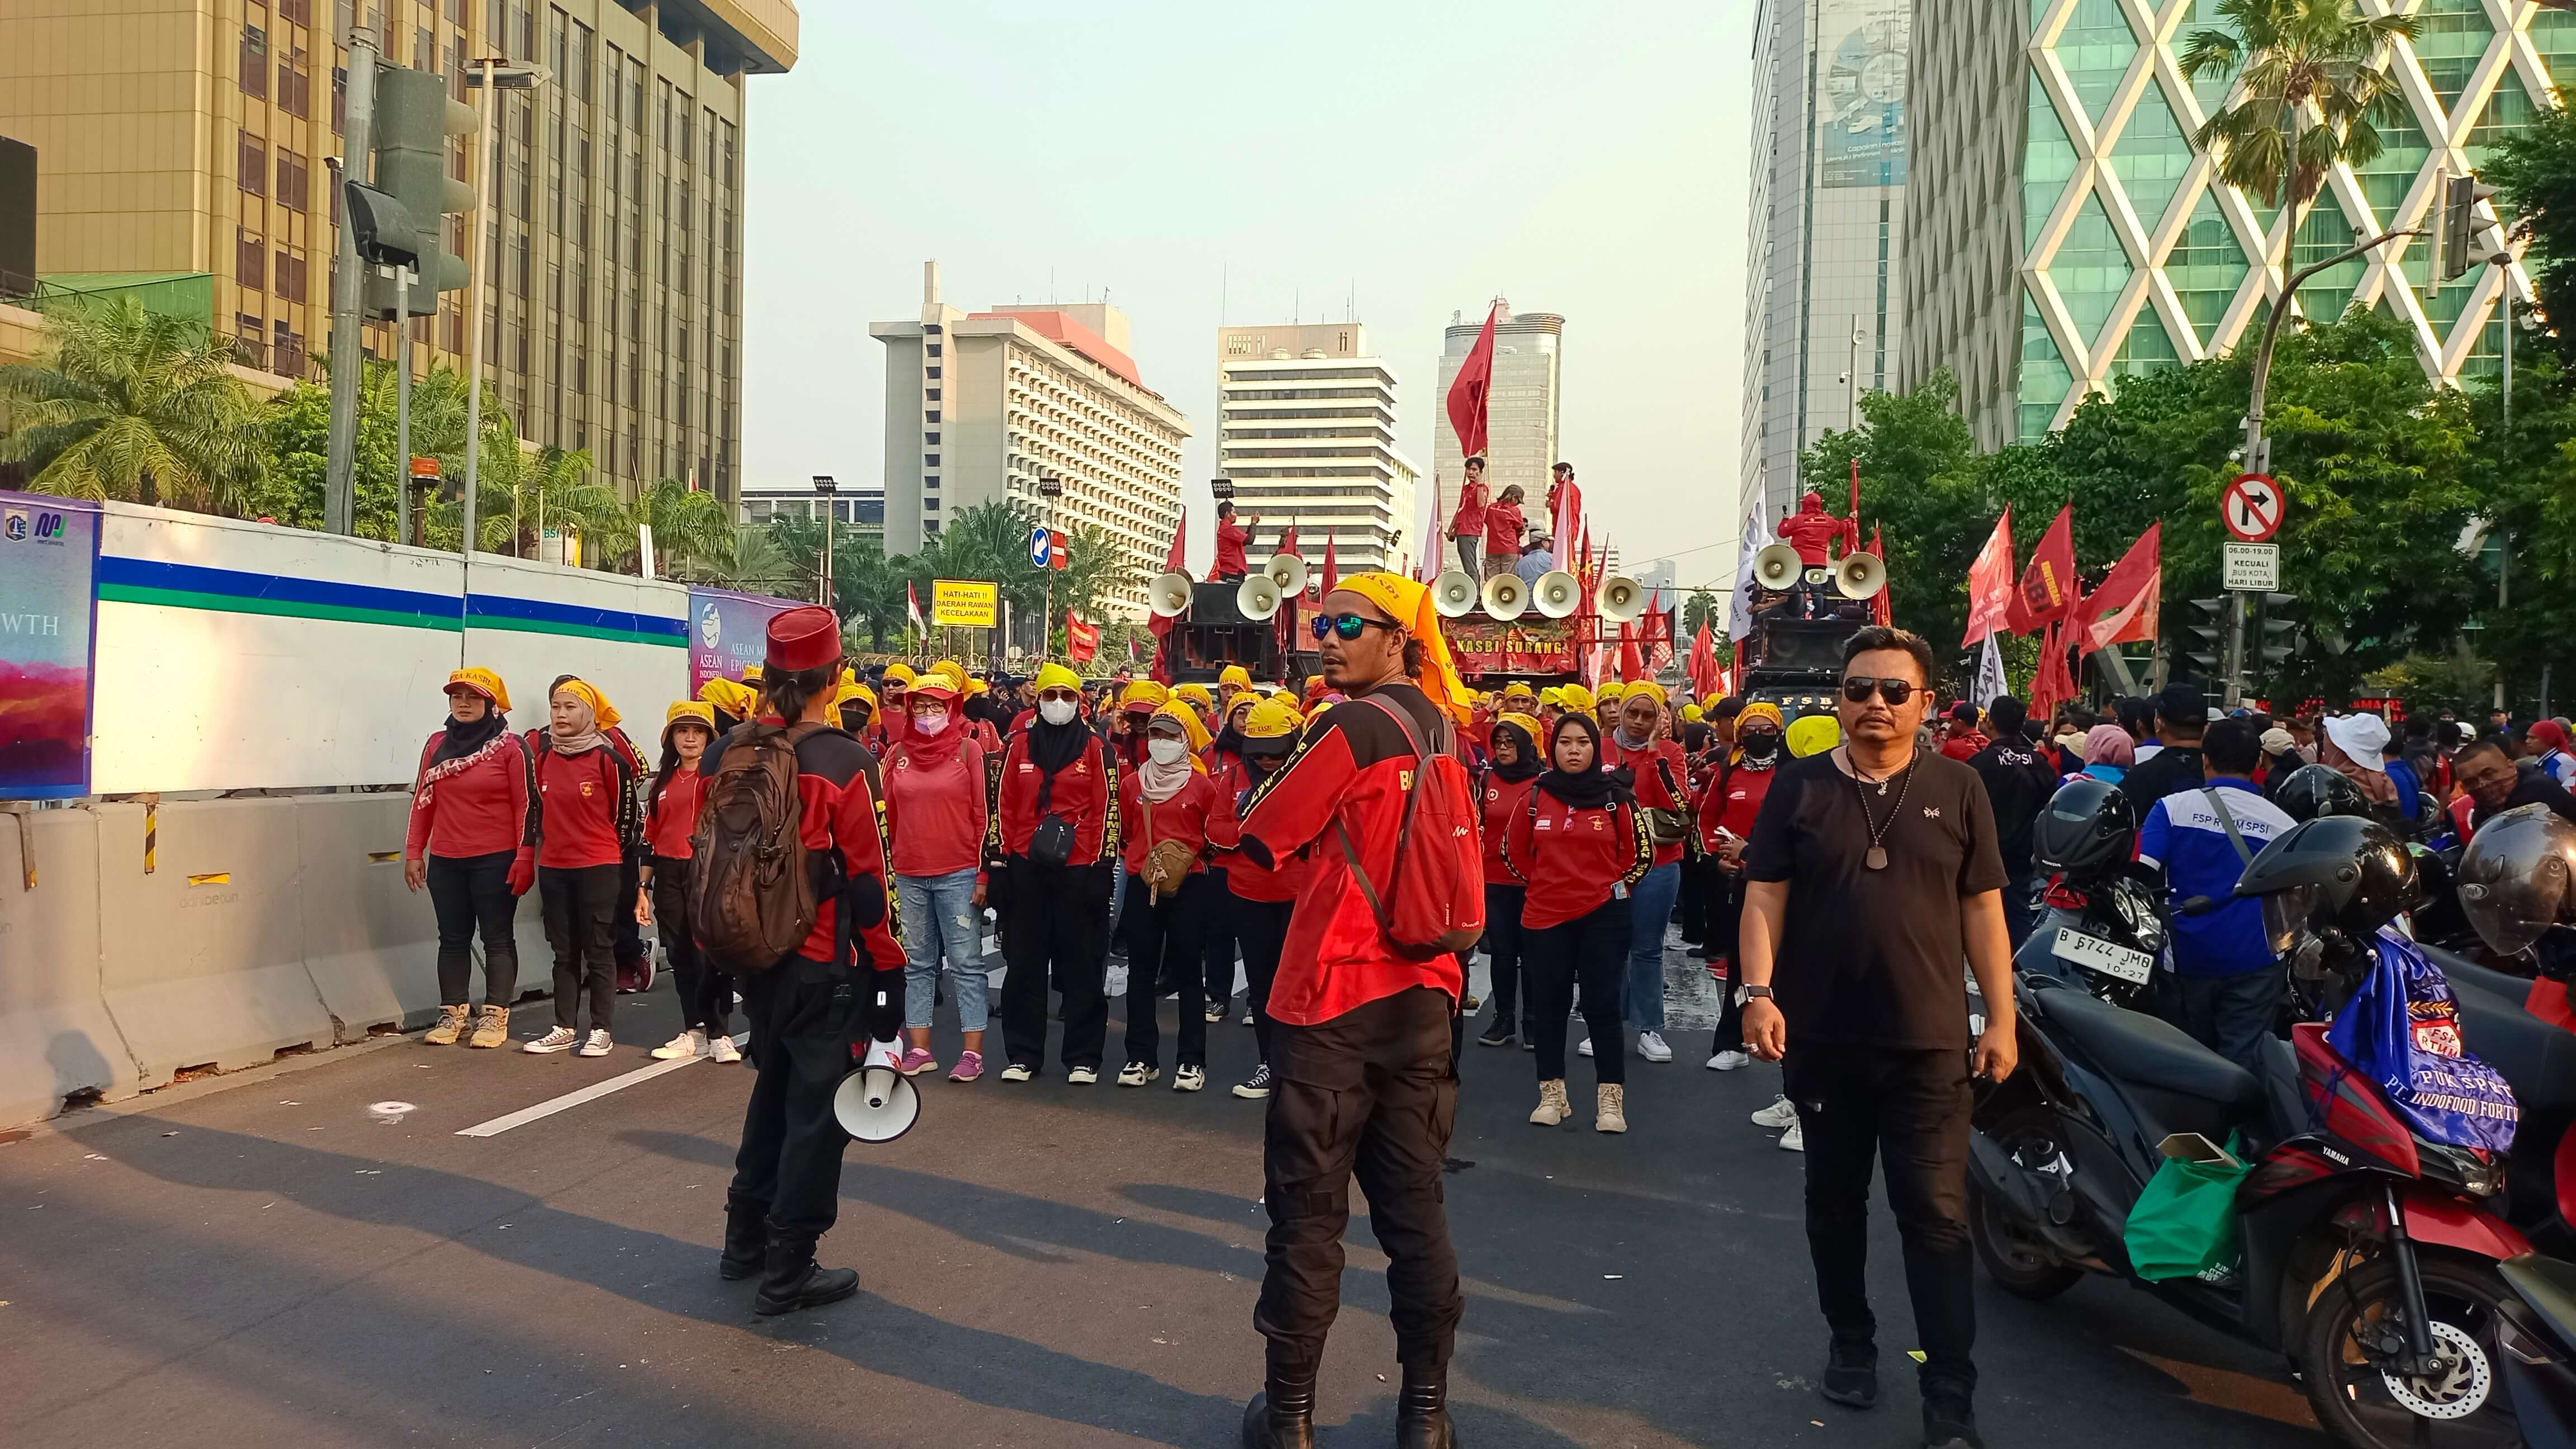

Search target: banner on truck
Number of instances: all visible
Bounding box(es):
[0,490,101,798]
[1443,616,1579,678]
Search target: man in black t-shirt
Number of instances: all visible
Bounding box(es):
[2116,683,2210,809]
[1966,696,2059,947]
[1740,625,2016,1449]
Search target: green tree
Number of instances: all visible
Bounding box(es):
[600,476,735,579]
[2484,104,2576,370]
[0,297,267,511]
[261,360,481,542]
[1058,522,1142,627]
[1682,588,1723,638]
[717,522,804,597]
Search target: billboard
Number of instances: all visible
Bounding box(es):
[1819,3,1910,188]
[0,491,101,798]
[688,586,806,692]
[1443,617,1579,678]
[932,579,999,628]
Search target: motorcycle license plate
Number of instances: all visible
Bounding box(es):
[2052,927,2153,986]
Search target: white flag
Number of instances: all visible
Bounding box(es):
[1973,633,2008,714]
[1726,509,1774,641]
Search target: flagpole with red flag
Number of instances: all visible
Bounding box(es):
[1148,509,1188,684]
[2006,503,2079,635]
[2080,522,2162,652]
[1865,526,1893,628]
[1962,508,2016,647]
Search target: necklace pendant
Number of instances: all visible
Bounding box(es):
[1864,845,1888,871]
[1876,780,1888,795]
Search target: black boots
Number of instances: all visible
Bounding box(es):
[1240,1362,1316,1449]
[1396,1363,1459,1449]
[753,1233,859,1316]
[718,1208,766,1281]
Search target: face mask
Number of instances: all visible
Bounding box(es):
[913,708,949,735]
[1039,699,1077,727]
[1617,725,1651,750]
[1741,733,1781,761]
[1148,738,1187,766]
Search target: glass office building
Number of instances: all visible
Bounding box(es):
[1901,0,2574,449]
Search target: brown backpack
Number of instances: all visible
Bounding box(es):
[688,721,826,973]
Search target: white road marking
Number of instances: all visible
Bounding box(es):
[454,1034,750,1138]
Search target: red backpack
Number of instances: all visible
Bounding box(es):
[1335,695,1486,959]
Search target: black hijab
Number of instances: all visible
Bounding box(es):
[1536,713,1628,811]
[1488,719,1542,783]
[429,696,509,767]
[1026,709,1093,775]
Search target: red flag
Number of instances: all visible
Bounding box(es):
[1274,521,1300,558]
[1446,302,1500,459]
[906,580,927,634]
[1618,621,1645,683]
[2007,503,2077,634]
[1866,527,1892,628]
[1065,611,1100,665]
[1162,507,1188,576]
[2081,522,2162,651]
[1690,621,1721,702]
[1962,508,2015,647]
[1320,533,1339,594]
[1148,507,1188,673]
[2027,620,2077,723]
[1552,476,1583,558]
[1848,456,1862,525]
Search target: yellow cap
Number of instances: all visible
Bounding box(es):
[833,680,878,714]
[1624,680,1668,706]
[968,676,991,695]
[663,700,717,739]
[740,664,763,683]
[1538,686,1565,708]
[551,678,620,729]
[1240,697,1302,740]
[1151,699,1214,756]
[1680,703,1704,723]
[698,676,758,719]
[1559,684,1597,716]
[1502,680,1538,702]
[931,659,969,694]
[1121,680,1170,710]
[1033,662,1082,694]
[445,667,511,713]
[1495,711,1543,746]
[1597,681,1627,702]
[1787,713,1841,758]
[882,663,917,686]
[1219,665,1252,689]
[1174,682,1215,709]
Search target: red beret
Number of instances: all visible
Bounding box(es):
[765,606,843,673]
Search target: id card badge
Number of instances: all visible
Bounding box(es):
[1613,882,1630,901]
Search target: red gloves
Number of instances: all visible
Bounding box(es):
[506,847,536,897]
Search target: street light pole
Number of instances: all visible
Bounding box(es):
[813,475,838,610]
[323,24,379,536]
[462,59,546,561]
[1040,473,1063,661]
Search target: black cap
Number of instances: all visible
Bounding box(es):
[2156,682,2205,726]
[1950,701,1979,723]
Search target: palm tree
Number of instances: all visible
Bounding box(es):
[0,297,266,510]
[607,476,735,578]
[1058,522,1142,626]
[514,444,617,563]
[718,522,803,596]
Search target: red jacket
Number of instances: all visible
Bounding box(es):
[1449,480,1488,539]
[643,765,707,859]
[1237,684,1466,1025]
[1603,734,1690,868]
[883,733,989,879]
[1483,500,1524,554]
[996,730,1117,867]
[535,745,639,869]
[1504,785,1654,930]
[1697,756,1778,854]
[405,729,539,861]
[1479,770,1540,885]
[698,722,906,970]
[1214,519,1254,577]
[1940,730,1990,762]
[1119,769,1237,879]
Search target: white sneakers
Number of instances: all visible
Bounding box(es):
[523,1026,578,1054]
[1781,1122,1806,1152]
[1708,1049,1751,1072]
[1751,1095,1800,1129]
[1578,1038,1595,1058]
[523,1026,612,1055]
[1173,1066,1206,1093]
[709,1035,741,1064]
[1000,1063,1036,1083]
[577,1029,614,1058]
[1637,1031,1674,1063]
[654,1029,709,1060]
[1067,1066,1099,1085]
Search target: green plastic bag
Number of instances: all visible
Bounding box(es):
[2124,1142,2252,1281]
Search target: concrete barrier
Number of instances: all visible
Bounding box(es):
[296,794,442,1036]
[0,809,139,1129]
[94,799,335,1087]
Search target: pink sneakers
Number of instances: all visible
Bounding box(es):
[948,1050,984,1083]
[898,1046,938,1077]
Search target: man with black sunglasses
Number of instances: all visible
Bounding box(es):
[1737,624,2017,1449]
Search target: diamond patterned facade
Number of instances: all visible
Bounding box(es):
[1900,0,2575,451]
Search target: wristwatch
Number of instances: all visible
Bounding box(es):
[1744,984,1774,1000]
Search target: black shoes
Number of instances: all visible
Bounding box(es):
[717,1208,766,1281]
[1922,1381,1981,1449]
[1475,1020,1518,1048]
[754,1235,860,1316]
[1397,1365,1460,1448]
[1821,1337,1879,1409]
[1241,1363,1317,1449]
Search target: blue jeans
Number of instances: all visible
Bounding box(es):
[899,868,988,1032]
[1623,861,1680,1033]
[2002,869,2042,949]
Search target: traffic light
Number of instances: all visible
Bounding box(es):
[2185,596,2228,675]
[2252,591,2301,667]
[363,64,476,319]
[2440,172,2504,282]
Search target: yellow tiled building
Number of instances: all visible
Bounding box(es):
[0,0,797,506]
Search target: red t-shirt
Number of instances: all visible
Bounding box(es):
[1484,500,1525,554]
[644,766,707,859]
[1479,771,1539,885]
[883,735,989,879]
[1698,757,1778,851]
[1214,519,1254,577]
[996,731,1115,866]
[536,746,631,869]
[1603,735,1690,868]
[406,730,538,861]
[1940,730,1990,762]
[1118,769,1236,878]
[1450,480,1488,539]
[1505,785,1655,930]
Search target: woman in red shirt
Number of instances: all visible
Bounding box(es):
[642,702,731,1064]
[1505,712,1654,1133]
[1116,704,1234,1092]
[1482,484,1527,581]
[1200,690,1260,1024]
[995,664,1121,1083]
[883,678,993,1083]
[1220,697,1308,1100]
[405,667,538,1049]
[1474,712,1545,1049]
[525,679,640,1057]
[1696,702,1784,1071]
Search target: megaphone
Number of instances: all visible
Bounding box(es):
[1433,570,1480,617]
[1264,553,1310,596]
[1834,550,1887,600]
[1481,572,1528,621]
[1754,543,1805,591]
[1237,574,1283,621]
[834,1036,922,1144]
[1595,574,1646,622]
[1149,571,1194,618]
[1532,570,1582,619]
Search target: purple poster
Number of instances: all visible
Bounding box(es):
[0,490,102,799]
[688,586,804,692]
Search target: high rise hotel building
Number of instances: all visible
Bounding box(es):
[1214,321,1419,575]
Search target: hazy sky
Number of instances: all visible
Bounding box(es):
[741,0,1758,593]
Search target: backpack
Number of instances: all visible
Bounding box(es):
[1334,695,1486,960]
[688,721,828,973]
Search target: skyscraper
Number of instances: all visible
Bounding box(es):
[1214,322,1419,576]
[1741,0,1912,528]
[1902,0,2573,447]
[1431,302,1561,551]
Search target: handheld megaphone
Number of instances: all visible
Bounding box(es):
[1753,544,1804,591]
[834,1035,922,1144]
[1237,574,1283,621]
[1264,553,1310,596]
[1834,550,1887,600]
[1148,571,1194,618]
[1531,570,1581,619]
[1595,574,1645,622]
[1433,570,1480,618]
[1481,572,1528,621]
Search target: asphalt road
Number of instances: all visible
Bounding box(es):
[0,939,2333,1448]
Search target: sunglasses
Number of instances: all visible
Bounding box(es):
[1841,676,1919,705]
[1311,613,1401,642]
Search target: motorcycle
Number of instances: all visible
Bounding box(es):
[1969,816,2530,1449]
[2021,776,2165,1007]
[2498,1253,2576,1449]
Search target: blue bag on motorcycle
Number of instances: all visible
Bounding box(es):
[2125,1138,2254,1281]
[2323,930,2520,1154]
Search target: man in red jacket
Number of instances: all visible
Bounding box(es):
[1213,501,1263,582]
[1235,570,1470,1449]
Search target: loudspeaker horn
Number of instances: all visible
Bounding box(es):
[1433,570,1480,617]
[1834,550,1887,600]
[1236,574,1283,621]
[834,1038,923,1144]
[1532,570,1582,619]
[1594,574,1646,622]
[1263,553,1310,596]
[1754,543,1805,590]
[1148,571,1194,618]
[1481,572,1529,621]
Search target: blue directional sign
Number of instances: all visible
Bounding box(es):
[1029,528,1052,568]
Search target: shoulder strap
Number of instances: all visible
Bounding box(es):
[2201,788,2257,866]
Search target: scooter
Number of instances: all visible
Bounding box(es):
[2016,868,2166,1008]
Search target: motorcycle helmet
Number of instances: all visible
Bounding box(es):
[2271,763,2371,823]
[2234,815,2424,960]
[2033,776,2139,874]
[2457,804,2576,956]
